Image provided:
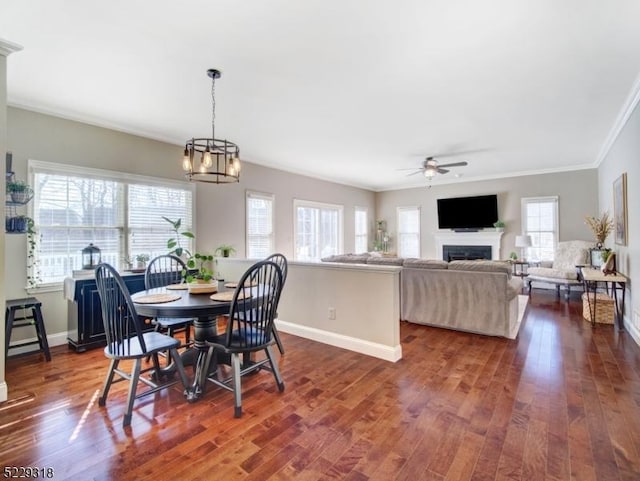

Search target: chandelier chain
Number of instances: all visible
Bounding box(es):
[211,76,216,141]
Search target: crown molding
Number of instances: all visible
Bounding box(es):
[595,71,640,167]
[0,38,23,56]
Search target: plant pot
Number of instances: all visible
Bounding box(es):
[6,217,27,233]
[10,190,33,204]
[188,279,218,294]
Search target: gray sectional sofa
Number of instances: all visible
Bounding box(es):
[321,254,524,339]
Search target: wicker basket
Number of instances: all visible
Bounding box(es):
[582,292,615,324]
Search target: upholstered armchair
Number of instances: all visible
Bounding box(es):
[527,240,593,300]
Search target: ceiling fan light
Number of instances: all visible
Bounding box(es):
[424,169,436,178]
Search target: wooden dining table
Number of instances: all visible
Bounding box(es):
[131,284,237,401]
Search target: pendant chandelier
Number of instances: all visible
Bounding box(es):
[182,68,241,183]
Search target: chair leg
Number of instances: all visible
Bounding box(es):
[33,306,51,361]
[99,359,118,406]
[231,353,243,418]
[123,358,142,428]
[185,324,191,346]
[272,326,285,355]
[265,345,285,392]
[200,346,217,396]
[170,348,190,393]
[5,308,14,359]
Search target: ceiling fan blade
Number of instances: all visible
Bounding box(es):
[437,168,450,174]
[437,161,468,168]
[406,170,423,177]
[396,167,422,171]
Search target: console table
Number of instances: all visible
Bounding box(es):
[65,272,148,351]
[580,267,628,330]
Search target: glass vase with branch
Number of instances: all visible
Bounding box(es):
[585,212,614,248]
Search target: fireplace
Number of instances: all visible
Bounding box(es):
[443,245,492,261]
[434,231,503,260]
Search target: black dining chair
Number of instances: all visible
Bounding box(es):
[145,254,194,364]
[203,259,285,417]
[265,253,288,354]
[95,263,190,428]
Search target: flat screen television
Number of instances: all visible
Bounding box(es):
[437,194,498,230]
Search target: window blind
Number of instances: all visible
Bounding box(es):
[397,206,420,258]
[246,191,274,259]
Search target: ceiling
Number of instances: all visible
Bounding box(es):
[2,0,640,191]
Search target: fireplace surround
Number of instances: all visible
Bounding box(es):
[434,231,503,260]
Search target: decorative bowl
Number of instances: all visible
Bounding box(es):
[187,280,219,294]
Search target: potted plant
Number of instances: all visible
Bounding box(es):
[163,216,194,259]
[186,253,214,282]
[493,220,505,232]
[215,244,236,258]
[509,251,518,261]
[6,179,34,204]
[6,214,29,233]
[135,253,150,269]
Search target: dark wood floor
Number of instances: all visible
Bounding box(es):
[2,290,640,480]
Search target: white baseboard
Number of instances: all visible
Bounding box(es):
[508,295,529,339]
[0,381,7,402]
[6,331,68,356]
[625,317,640,347]
[275,319,402,362]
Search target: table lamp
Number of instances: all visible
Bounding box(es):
[515,235,532,261]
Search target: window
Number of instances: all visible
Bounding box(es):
[29,160,194,286]
[294,199,343,261]
[521,196,558,262]
[354,207,368,253]
[246,191,274,259]
[397,206,420,258]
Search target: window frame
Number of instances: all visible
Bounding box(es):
[354,206,368,254]
[396,205,421,258]
[293,198,344,261]
[245,190,275,259]
[520,196,559,262]
[28,160,195,288]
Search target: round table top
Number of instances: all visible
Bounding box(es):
[131,285,235,319]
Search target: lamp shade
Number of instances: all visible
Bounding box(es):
[515,235,532,248]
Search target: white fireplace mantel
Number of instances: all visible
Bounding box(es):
[434,230,504,260]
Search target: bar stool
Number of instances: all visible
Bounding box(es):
[5,297,51,361]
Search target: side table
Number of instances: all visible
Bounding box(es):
[580,267,627,330]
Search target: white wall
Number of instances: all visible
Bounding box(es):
[597,99,639,342]
[192,163,375,259]
[4,107,375,344]
[217,258,402,362]
[376,170,598,259]
[1,43,11,401]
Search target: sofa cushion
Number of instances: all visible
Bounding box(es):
[321,253,370,264]
[448,260,511,276]
[402,258,449,270]
[528,266,578,281]
[366,256,404,266]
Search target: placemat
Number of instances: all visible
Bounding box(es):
[210,291,251,302]
[166,284,188,290]
[134,293,181,304]
[224,280,258,288]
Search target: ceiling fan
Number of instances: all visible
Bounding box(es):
[402,157,469,179]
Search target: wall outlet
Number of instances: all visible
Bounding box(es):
[328,307,336,320]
